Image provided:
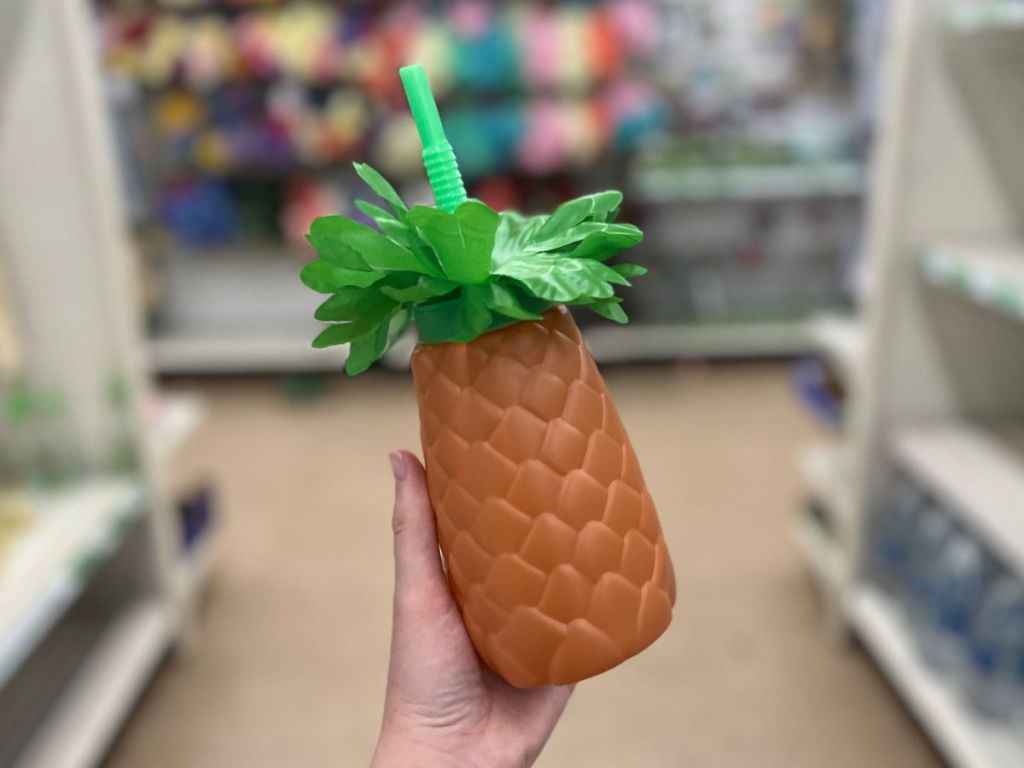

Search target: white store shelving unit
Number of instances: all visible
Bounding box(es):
[793,503,847,604]
[0,480,142,691]
[585,320,812,361]
[946,0,1024,32]
[384,319,813,369]
[632,161,865,205]
[920,241,1024,321]
[150,250,349,373]
[793,439,856,616]
[149,392,206,467]
[0,0,212,765]
[799,442,855,533]
[807,312,864,390]
[851,588,1024,768]
[14,601,171,768]
[148,391,218,617]
[894,423,1024,580]
[791,312,863,611]
[792,1,1024,765]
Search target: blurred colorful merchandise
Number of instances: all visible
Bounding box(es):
[100,0,666,251]
[100,0,657,94]
[147,80,663,179]
[157,171,357,252]
[280,175,345,251]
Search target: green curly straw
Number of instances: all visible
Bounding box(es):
[399,64,467,213]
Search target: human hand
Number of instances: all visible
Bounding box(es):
[372,451,573,768]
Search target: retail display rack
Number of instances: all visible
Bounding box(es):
[793,1,1024,765]
[0,1,214,766]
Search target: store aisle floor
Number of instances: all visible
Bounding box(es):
[104,363,941,768]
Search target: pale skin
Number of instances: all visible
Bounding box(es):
[373,451,573,768]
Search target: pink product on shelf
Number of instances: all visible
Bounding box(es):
[609,0,659,56]
[521,8,560,89]
[234,14,276,79]
[518,100,570,175]
[449,0,492,37]
[281,176,343,253]
[183,17,234,89]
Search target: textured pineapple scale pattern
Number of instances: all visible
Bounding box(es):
[411,306,676,687]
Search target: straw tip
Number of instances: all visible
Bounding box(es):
[399,64,426,85]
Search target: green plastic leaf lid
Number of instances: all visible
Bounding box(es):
[300,64,648,376]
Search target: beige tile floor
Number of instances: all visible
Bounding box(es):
[105,363,942,768]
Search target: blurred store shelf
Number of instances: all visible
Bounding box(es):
[0,479,142,690]
[150,250,348,373]
[794,439,854,617]
[849,588,1024,768]
[807,313,864,390]
[920,242,1024,322]
[799,441,855,534]
[633,162,865,204]
[152,335,348,373]
[793,503,846,600]
[174,520,217,608]
[15,599,170,768]
[148,392,205,465]
[893,422,1024,580]
[382,319,815,370]
[945,0,1024,32]
[144,392,218,614]
[584,320,812,362]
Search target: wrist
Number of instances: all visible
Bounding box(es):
[372,726,529,768]
[371,730,472,768]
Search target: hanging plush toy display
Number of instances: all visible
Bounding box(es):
[301,64,675,687]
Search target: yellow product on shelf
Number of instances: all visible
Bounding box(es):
[407,22,453,95]
[323,90,371,150]
[194,129,232,173]
[565,100,600,165]
[140,16,188,88]
[557,8,592,91]
[273,3,335,83]
[153,90,205,137]
[372,114,422,178]
[0,491,31,560]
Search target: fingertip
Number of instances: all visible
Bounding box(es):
[388,450,448,604]
[388,450,433,543]
[388,451,408,482]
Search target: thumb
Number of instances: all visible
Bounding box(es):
[388,450,451,606]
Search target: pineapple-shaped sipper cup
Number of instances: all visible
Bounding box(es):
[302,64,675,687]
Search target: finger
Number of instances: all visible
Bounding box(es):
[389,450,450,603]
[534,683,574,723]
[520,684,574,760]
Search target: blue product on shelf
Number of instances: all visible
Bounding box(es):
[904,503,953,632]
[966,575,1024,722]
[607,81,665,150]
[869,477,925,593]
[450,9,519,92]
[179,484,216,551]
[917,531,987,677]
[159,177,238,247]
[791,357,843,425]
